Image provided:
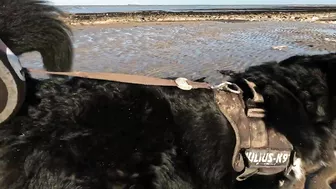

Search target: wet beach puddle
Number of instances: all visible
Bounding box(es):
[20,21,336,83]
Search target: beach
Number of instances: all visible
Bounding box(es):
[63,9,336,25]
[21,17,336,84]
[18,6,336,188]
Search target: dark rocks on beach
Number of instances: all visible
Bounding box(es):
[60,8,336,25]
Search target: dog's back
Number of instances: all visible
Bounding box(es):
[0,0,73,71]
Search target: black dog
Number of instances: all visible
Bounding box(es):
[1,1,336,189]
[4,54,336,189]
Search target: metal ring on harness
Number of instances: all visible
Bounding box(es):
[212,81,241,94]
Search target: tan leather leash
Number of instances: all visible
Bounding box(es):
[28,69,213,90]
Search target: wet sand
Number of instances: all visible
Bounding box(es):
[21,20,336,84]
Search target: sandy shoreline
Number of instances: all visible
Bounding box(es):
[62,10,336,26]
[22,20,335,80]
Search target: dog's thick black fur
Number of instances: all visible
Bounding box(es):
[3,53,336,189]
[0,0,73,71]
[2,1,336,189]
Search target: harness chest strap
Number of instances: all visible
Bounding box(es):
[214,80,295,181]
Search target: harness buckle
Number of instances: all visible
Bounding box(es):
[247,108,265,118]
[283,151,297,181]
[236,167,259,181]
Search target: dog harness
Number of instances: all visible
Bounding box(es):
[214,80,295,181]
[0,39,26,124]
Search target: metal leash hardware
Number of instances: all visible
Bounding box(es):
[212,81,242,94]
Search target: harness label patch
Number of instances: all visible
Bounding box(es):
[244,149,291,167]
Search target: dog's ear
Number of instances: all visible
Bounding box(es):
[304,53,336,96]
[314,53,336,74]
[281,53,336,88]
[314,53,336,96]
[326,61,336,96]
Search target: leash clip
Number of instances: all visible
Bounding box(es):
[212,81,241,94]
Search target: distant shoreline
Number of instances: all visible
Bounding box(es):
[61,7,336,25]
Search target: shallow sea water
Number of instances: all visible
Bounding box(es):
[20,21,336,83]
